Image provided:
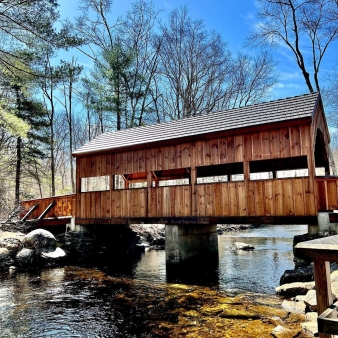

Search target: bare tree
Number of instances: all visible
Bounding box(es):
[247,0,338,93]
[224,51,278,109]
[156,6,232,120]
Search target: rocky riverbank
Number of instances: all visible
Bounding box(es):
[276,269,338,336]
[0,229,66,271]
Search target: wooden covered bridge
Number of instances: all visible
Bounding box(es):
[21,92,337,228]
[20,91,338,338]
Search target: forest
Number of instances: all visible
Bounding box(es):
[0,0,338,217]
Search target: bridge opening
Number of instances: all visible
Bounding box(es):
[249,155,309,180]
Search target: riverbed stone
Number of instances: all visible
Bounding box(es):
[306,312,318,322]
[281,300,306,314]
[230,242,255,250]
[23,229,56,252]
[279,266,314,285]
[276,281,315,297]
[271,325,294,338]
[301,321,318,336]
[40,247,66,266]
[15,248,35,268]
[0,248,13,267]
[219,308,260,319]
[303,290,317,311]
[0,237,23,253]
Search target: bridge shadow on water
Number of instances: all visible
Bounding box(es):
[166,257,219,287]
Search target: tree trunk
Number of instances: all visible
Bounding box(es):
[15,136,22,205]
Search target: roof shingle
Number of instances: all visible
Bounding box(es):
[73,92,320,156]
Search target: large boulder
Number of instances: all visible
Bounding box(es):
[279,266,314,285]
[276,281,315,297]
[0,248,14,268]
[23,229,56,253]
[40,247,66,267]
[15,248,35,268]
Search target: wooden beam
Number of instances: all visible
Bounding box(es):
[21,203,38,221]
[37,200,55,220]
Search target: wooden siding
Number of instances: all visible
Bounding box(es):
[21,194,75,219]
[315,177,338,211]
[73,178,317,220]
[77,125,313,178]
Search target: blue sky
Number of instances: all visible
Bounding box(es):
[58,0,337,102]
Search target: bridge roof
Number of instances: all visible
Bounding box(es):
[73,92,320,156]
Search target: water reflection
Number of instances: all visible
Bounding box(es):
[166,258,219,286]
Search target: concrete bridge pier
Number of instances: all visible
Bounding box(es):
[165,224,219,266]
[308,212,338,235]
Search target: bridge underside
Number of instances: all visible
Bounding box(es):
[74,215,319,226]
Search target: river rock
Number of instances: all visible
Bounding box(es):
[271,325,294,338]
[0,238,23,253]
[0,248,14,267]
[230,242,255,250]
[303,289,317,311]
[281,300,306,314]
[23,229,56,253]
[300,321,318,336]
[40,247,66,266]
[279,266,314,285]
[15,248,35,268]
[276,281,315,297]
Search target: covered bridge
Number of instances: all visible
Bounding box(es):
[22,92,336,228]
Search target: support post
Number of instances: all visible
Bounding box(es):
[165,224,218,265]
[314,259,333,338]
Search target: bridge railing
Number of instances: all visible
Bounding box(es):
[21,194,75,220]
[74,177,317,219]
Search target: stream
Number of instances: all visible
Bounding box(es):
[0,224,308,337]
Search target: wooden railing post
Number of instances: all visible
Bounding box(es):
[314,259,333,338]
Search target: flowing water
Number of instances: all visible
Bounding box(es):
[0,224,309,338]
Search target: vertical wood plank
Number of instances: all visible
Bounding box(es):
[203,140,212,166]
[262,131,270,159]
[176,144,183,169]
[294,178,305,216]
[238,181,247,216]
[197,185,205,216]
[290,126,301,157]
[252,132,262,160]
[229,182,239,216]
[327,180,338,210]
[280,128,291,158]
[247,181,256,216]
[210,139,219,165]
[127,151,133,174]
[227,136,235,163]
[283,179,294,215]
[214,184,222,216]
[274,179,284,216]
[182,143,191,168]
[270,130,280,158]
[205,184,214,216]
[264,180,274,216]
[219,138,227,163]
[222,183,230,216]
[196,141,204,166]
[234,135,244,162]
[139,149,146,172]
[255,181,265,215]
